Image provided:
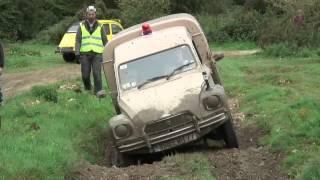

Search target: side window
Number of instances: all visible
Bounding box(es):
[112,24,122,34]
[103,24,110,35]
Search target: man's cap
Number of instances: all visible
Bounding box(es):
[87,6,96,13]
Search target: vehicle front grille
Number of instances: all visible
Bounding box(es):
[118,111,227,153]
[144,112,194,136]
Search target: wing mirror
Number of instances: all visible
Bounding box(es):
[213,53,224,62]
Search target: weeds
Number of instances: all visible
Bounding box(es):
[31,85,58,103]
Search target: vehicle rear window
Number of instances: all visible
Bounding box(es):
[67,23,79,33]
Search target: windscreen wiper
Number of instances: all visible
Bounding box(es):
[137,75,169,89]
[166,62,195,80]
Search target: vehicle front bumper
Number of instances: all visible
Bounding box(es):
[116,110,228,154]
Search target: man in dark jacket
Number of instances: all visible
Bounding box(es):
[0,42,5,105]
[75,5,107,97]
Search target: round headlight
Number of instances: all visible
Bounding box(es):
[203,95,220,110]
[114,124,131,138]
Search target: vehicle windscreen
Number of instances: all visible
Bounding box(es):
[67,23,79,33]
[118,45,197,90]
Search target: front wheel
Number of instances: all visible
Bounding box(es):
[105,142,126,167]
[220,119,239,148]
[104,131,134,167]
[62,53,76,63]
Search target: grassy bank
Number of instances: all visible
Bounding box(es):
[219,54,320,179]
[0,82,115,179]
[4,41,65,73]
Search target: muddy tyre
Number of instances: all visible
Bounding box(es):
[105,142,124,167]
[63,53,76,63]
[105,138,134,167]
[220,119,239,148]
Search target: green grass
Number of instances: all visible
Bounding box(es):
[4,41,65,73]
[218,54,320,179]
[0,81,115,179]
[211,41,258,51]
[2,41,319,179]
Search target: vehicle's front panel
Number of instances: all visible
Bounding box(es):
[110,69,230,153]
[116,109,228,154]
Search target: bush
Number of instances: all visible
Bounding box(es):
[197,14,231,43]
[31,85,58,103]
[257,13,310,47]
[197,7,261,43]
[36,16,78,44]
[0,0,86,41]
[119,0,170,26]
[197,1,320,48]
[221,9,261,41]
[258,0,320,48]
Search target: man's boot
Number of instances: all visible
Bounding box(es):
[96,90,106,98]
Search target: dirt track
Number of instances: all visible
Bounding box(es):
[2,50,288,179]
[220,49,260,57]
[1,64,80,97]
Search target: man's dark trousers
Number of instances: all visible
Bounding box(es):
[79,54,102,94]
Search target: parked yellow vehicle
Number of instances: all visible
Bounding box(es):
[56,19,123,63]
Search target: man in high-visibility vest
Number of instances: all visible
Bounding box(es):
[75,5,107,97]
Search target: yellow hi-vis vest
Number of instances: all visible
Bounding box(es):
[80,22,104,53]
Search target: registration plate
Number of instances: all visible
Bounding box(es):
[153,133,198,152]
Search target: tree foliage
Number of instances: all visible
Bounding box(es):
[118,0,170,26]
[0,0,319,48]
[0,0,86,40]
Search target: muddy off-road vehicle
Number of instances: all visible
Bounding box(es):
[102,14,239,166]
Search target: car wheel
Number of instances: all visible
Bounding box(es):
[105,142,125,167]
[62,53,76,63]
[104,132,133,167]
[220,119,239,148]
